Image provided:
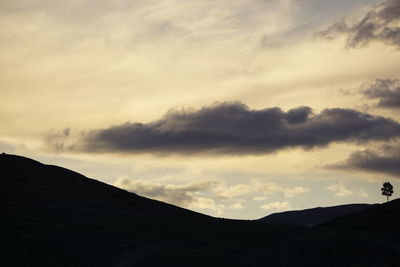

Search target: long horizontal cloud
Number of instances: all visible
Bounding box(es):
[363,78,400,109]
[73,102,400,155]
[330,145,400,177]
[317,0,400,48]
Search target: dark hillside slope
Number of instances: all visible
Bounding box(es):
[323,198,400,232]
[259,204,376,226]
[0,153,213,266]
[0,153,207,218]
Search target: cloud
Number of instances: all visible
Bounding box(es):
[215,183,255,199]
[260,201,291,211]
[326,183,353,197]
[71,102,400,155]
[188,197,224,216]
[228,202,245,210]
[253,196,269,201]
[114,177,219,206]
[363,78,400,109]
[282,186,309,198]
[114,177,226,215]
[360,189,369,198]
[317,0,400,48]
[214,180,309,200]
[0,0,298,48]
[250,180,309,198]
[330,145,400,177]
[113,177,308,216]
[43,128,72,152]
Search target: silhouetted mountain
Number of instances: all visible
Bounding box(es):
[259,203,376,226]
[1,153,399,267]
[0,153,207,218]
[323,198,400,232]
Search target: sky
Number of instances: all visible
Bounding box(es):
[1,0,400,219]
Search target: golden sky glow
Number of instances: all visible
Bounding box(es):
[1,0,400,218]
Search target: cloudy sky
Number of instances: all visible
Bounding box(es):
[1,0,400,219]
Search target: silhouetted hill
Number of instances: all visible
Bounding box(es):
[323,198,400,232]
[259,203,376,226]
[1,153,399,267]
[0,153,207,218]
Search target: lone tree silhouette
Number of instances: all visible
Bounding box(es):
[381,182,394,202]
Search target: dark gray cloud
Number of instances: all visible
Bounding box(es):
[363,78,400,109]
[331,145,400,177]
[317,0,400,48]
[72,102,400,155]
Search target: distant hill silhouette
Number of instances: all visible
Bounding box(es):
[1,153,399,267]
[322,198,400,232]
[259,203,376,226]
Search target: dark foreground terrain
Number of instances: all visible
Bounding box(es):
[1,154,399,266]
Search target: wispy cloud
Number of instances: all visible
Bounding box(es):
[317,0,400,48]
[114,177,218,206]
[228,202,245,210]
[362,78,400,109]
[360,189,369,198]
[43,128,72,152]
[260,201,291,211]
[113,177,309,215]
[250,180,309,198]
[253,196,269,201]
[326,183,354,197]
[113,177,224,214]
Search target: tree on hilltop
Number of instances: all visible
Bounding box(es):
[381,182,394,202]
